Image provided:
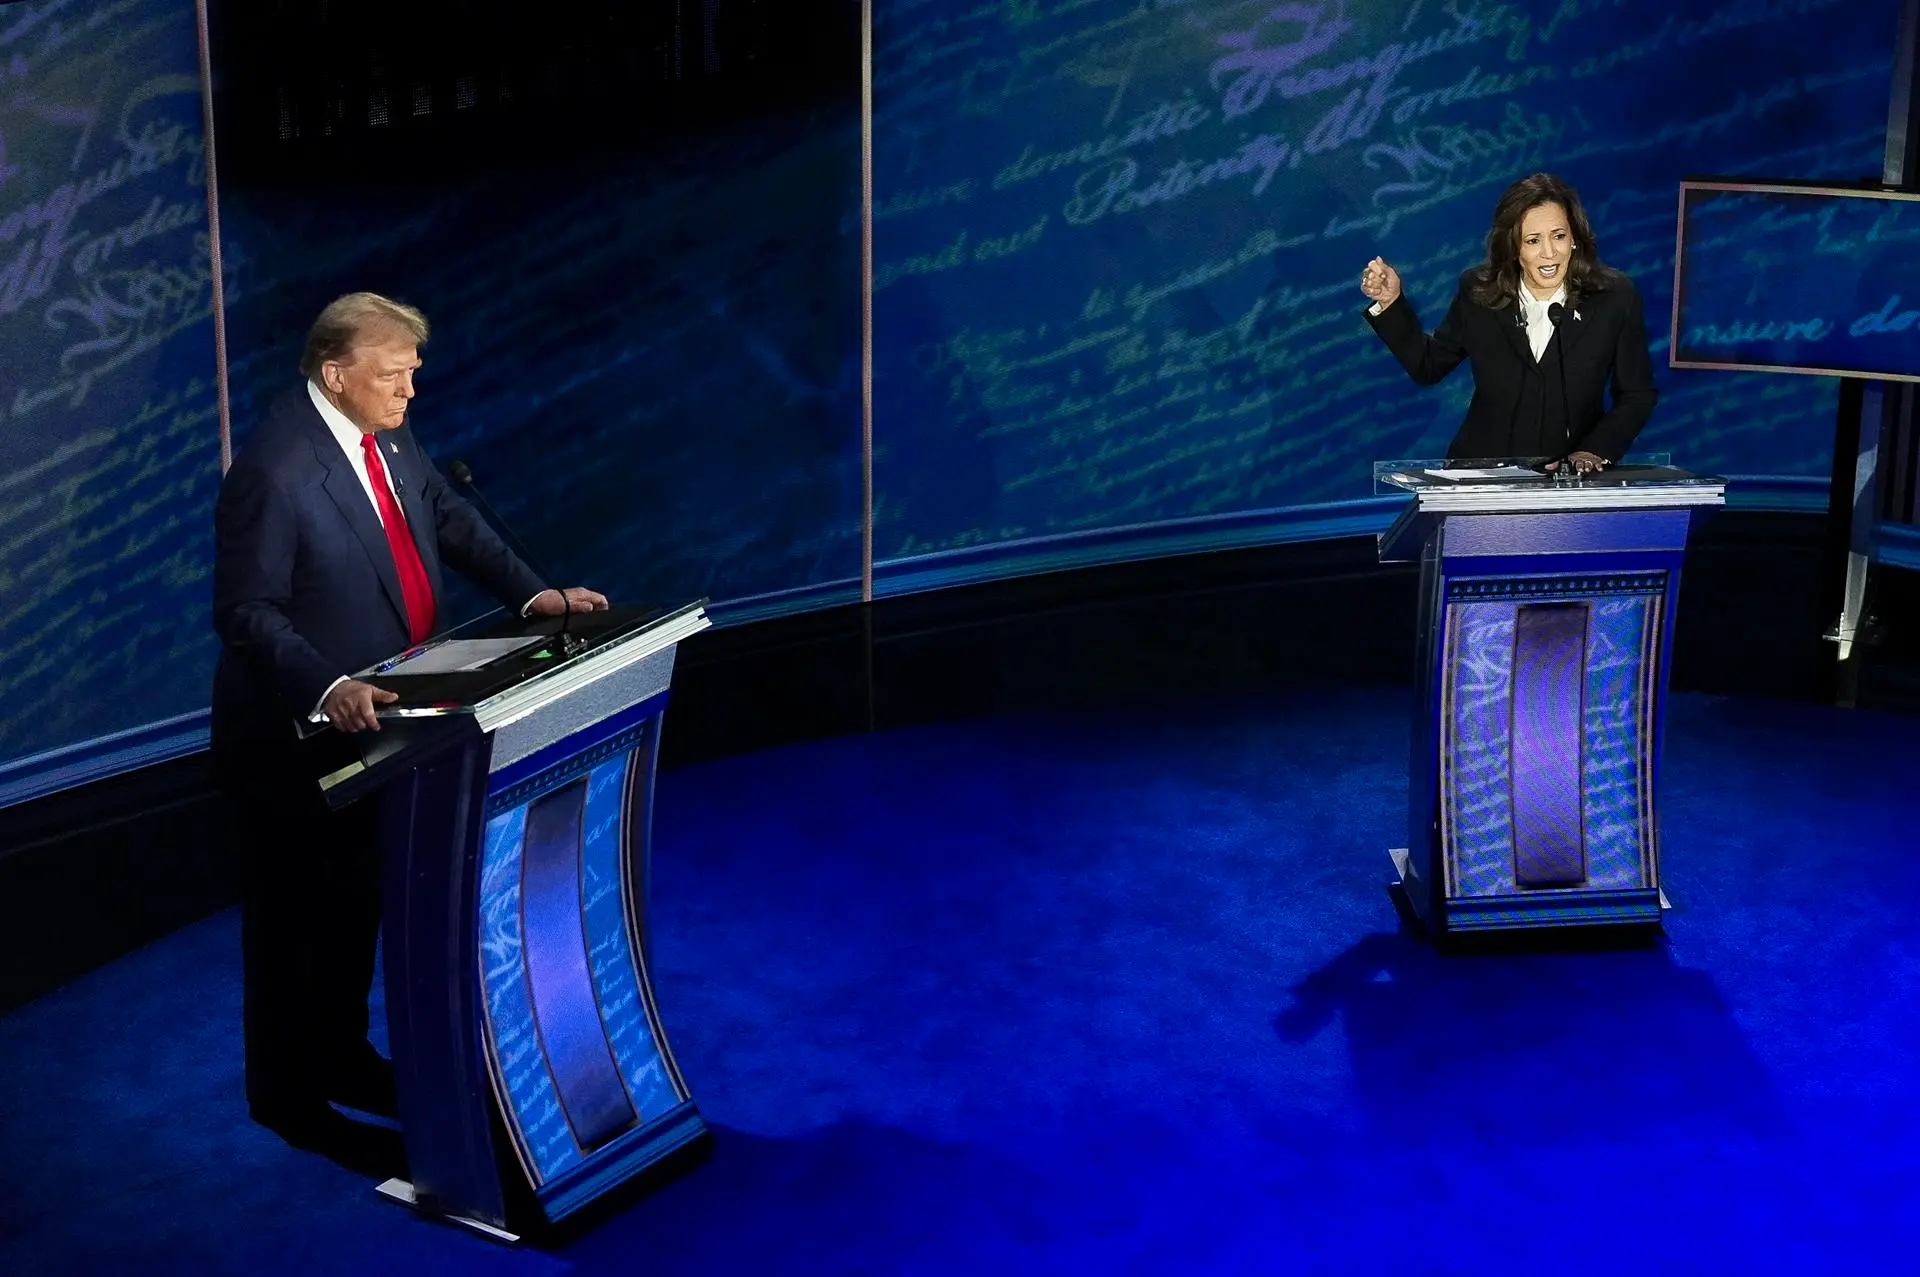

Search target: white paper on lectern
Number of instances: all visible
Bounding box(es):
[1422,466,1542,480]
[384,636,544,675]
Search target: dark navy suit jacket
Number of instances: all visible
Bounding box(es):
[1367,266,1658,462]
[211,386,546,748]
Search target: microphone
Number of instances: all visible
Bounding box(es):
[1546,304,1575,474]
[447,459,584,654]
[1505,300,1533,458]
[448,458,553,584]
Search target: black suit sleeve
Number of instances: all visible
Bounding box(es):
[1366,285,1471,385]
[1578,278,1658,462]
[413,446,549,609]
[212,462,345,716]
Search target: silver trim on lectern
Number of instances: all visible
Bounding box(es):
[316,604,713,795]
[474,608,711,734]
[1404,484,1726,514]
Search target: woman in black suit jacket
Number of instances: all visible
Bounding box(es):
[1359,173,1657,475]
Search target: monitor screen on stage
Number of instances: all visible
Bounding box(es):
[1672,182,1920,384]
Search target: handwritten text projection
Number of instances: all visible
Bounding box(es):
[0,0,223,765]
[872,0,1898,560]
[1677,188,1920,379]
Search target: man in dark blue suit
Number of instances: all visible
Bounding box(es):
[211,292,605,1168]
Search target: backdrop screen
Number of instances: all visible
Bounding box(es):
[0,0,1909,785]
[0,0,222,768]
[1674,182,1920,382]
[871,0,1901,575]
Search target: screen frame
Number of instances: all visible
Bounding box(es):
[1670,178,1920,384]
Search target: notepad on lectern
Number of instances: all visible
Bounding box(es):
[378,637,545,676]
[1422,466,1542,480]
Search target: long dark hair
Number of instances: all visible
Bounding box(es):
[1467,173,1614,310]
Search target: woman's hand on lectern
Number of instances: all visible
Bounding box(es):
[1547,450,1609,477]
[530,586,610,616]
[1360,257,1402,309]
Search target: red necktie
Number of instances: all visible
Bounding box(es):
[360,434,436,644]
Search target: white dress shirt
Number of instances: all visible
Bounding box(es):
[308,379,404,514]
[1518,283,1568,362]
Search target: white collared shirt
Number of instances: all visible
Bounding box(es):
[1518,283,1568,362]
[308,379,404,516]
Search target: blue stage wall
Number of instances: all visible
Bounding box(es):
[0,0,223,771]
[869,0,1903,577]
[0,0,1909,787]
[0,0,864,786]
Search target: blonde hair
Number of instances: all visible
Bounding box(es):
[299,292,430,378]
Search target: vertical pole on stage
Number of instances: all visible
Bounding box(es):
[1824,0,1920,703]
[860,0,875,607]
[1887,0,1920,182]
[193,0,234,474]
[860,0,879,733]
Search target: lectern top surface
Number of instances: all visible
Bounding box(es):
[352,600,705,715]
[1372,456,1720,496]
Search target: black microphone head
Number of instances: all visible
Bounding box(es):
[1514,305,1526,328]
[448,459,473,485]
[1547,302,1566,325]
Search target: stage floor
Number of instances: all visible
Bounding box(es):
[3,688,1915,1274]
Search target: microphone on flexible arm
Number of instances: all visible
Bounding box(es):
[1503,300,1535,464]
[1546,303,1578,478]
[447,458,584,656]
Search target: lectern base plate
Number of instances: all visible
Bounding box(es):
[375,1178,521,1244]
[1386,848,1669,935]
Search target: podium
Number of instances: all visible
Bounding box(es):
[1374,462,1724,936]
[316,601,712,1239]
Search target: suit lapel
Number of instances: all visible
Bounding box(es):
[1498,302,1534,366]
[303,410,412,634]
[1508,291,1593,364]
[1557,294,1592,362]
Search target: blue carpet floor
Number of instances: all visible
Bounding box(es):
[2,688,1915,1274]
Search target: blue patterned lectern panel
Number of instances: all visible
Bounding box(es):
[478,743,687,1192]
[1442,583,1662,900]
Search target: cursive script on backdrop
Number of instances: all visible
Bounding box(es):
[869,0,1889,561]
[0,0,224,766]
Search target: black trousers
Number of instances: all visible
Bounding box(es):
[216,730,383,1119]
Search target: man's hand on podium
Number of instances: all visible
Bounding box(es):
[529,587,609,616]
[324,679,399,733]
